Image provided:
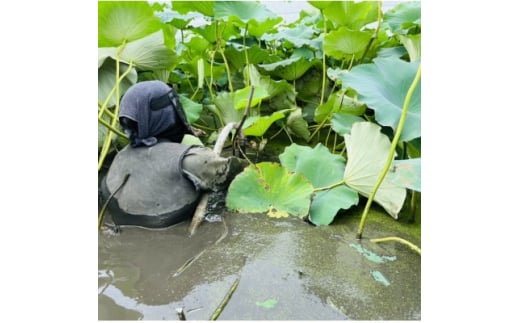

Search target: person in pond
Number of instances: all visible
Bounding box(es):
[100,80,247,228]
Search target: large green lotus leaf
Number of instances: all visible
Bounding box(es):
[214,1,278,24]
[313,95,335,123]
[99,30,177,71]
[98,58,137,107]
[280,143,344,187]
[262,23,318,48]
[186,36,211,54]
[178,95,203,124]
[308,1,333,10]
[377,46,407,59]
[233,86,270,110]
[156,8,202,29]
[258,57,314,81]
[244,65,294,99]
[98,2,163,47]
[343,122,406,219]
[387,158,421,192]
[243,111,286,137]
[194,20,239,44]
[279,143,359,225]
[286,108,310,141]
[383,1,421,35]
[214,91,242,125]
[323,1,378,30]
[225,45,270,72]
[171,1,214,17]
[323,27,372,60]
[398,34,421,62]
[247,16,283,38]
[226,162,313,218]
[311,187,359,225]
[120,30,176,70]
[314,91,365,123]
[340,57,421,142]
[331,112,365,136]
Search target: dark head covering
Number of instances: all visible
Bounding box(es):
[119,81,190,147]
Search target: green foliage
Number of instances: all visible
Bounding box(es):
[226,162,314,218]
[280,144,359,225]
[323,27,372,60]
[339,57,421,142]
[343,122,407,219]
[98,1,422,226]
[382,1,421,35]
[98,1,163,47]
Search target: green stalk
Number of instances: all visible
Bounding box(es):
[97,60,134,120]
[320,10,327,106]
[356,64,421,239]
[209,277,240,320]
[215,21,233,92]
[98,41,127,171]
[370,236,421,255]
[98,117,128,139]
[314,180,344,192]
[359,0,382,64]
[208,50,216,99]
[243,23,250,86]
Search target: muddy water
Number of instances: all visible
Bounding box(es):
[98,202,420,320]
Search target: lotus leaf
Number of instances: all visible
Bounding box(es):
[343,122,406,219]
[383,1,421,35]
[331,112,365,136]
[280,144,359,225]
[262,23,318,48]
[243,111,285,137]
[323,27,372,60]
[226,162,313,218]
[98,1,163,47]
[178,95,203,124]
[322,1,378,30]
[339,57,421,142]
[98,58,137,107]
[99,30,177,71]
[398,34,421,62]
[214,1,278,24]
[286,108,311,141]
[259,57,315,81]
[388,158,421,192]
[171,1,214,17]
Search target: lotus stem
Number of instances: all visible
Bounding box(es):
[314,180,344,192]
[359,1,382,64]
[98,41,130,171]
[320,10,327,106]
[370,236,421,255]
[98,116,128,139]
[97,59,134,120]
[356,63,421,239]
[209,277,240,320]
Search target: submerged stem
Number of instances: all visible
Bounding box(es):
[209,277,240,320]
[370,236,421,255]
[356,64,421,239]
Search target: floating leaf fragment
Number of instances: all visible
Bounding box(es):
[256,298,278,309]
